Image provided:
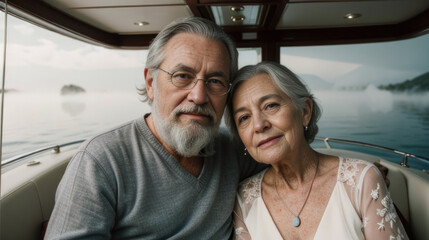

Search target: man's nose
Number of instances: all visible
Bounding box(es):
[187,79,209,105]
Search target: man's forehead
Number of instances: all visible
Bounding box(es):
[162,33,231,74]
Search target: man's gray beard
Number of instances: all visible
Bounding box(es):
[152,99,218,157]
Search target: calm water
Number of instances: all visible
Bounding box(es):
[2,88,429,169]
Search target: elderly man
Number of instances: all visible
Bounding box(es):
[45,17,263,239]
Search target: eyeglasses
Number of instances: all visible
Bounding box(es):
[157,67,231,96]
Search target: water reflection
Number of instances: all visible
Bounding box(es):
[315,89,429,159]
[362,85,393,113]
[393,93,429,123]
[61,101,86,116]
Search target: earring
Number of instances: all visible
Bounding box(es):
[305,125,308,131]
[244,148,247,156]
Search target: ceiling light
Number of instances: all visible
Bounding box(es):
[211,5,262,26]
[231,16,245,22]
[344,13,362,19]
[134,21,149,26]
[231,6,244,12]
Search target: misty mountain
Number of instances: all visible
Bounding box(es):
[379,72,429,92]
[332,65,419,88]
[299,74,333,90]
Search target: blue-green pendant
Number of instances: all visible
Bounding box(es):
[292,216,301,227]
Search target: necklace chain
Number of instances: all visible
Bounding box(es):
[274,157,319,227]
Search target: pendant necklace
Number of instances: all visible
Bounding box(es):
[275,157,319,227]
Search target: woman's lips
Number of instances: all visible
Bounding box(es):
[257,136,282,148]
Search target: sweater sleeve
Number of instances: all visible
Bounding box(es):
[359,166,408,240]
[44,151,116,239]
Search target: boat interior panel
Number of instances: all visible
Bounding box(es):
[0,149,76,240]
[4,0,429,50]
[1,0,429,239]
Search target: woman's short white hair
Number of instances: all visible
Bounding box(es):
[225,61,321,143]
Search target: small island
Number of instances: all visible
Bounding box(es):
[0,88,17,93]
[61,84,86,95]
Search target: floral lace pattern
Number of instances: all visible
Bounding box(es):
[234,158,408,240]
[370,181,402,239]
[338,158,366,187]
[234,226,249,240]
[238,170,265,205]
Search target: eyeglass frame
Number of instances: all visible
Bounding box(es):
[156,67,232,96]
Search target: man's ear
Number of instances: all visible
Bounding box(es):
[303,98,313,126]
[144,67,155,100]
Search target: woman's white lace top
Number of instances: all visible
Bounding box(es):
[233,157,408,240]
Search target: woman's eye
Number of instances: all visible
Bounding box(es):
[266,103,279,109]
[237,115,249,124]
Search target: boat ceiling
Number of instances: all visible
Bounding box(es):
[4,0,429,50]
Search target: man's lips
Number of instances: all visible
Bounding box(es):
[179,112,213,121]
[257,136,282,147]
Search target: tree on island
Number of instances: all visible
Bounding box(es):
[378,72,429,92]
[0,89,17,93]
[61,84,86,95]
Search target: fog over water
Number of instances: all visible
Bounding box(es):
[2,91,150,160]
[2,89,429,168]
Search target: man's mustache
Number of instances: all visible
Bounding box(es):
[173,104,216,123]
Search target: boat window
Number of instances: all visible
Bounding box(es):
[1,14,149,164]
[280,35,429,169]
[238,47,262,68]
[0,4,6,167]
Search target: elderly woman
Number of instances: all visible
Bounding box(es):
[225,62,408,239]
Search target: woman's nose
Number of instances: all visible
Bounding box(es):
[253,113,270,132]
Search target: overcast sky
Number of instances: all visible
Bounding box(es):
[2,14,428,92]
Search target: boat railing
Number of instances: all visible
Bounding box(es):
[314,137,429,169]
[2,137,428,171]
[1,140,85,167]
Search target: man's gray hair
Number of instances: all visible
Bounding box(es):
[224,61,321,143]
[140,16,238,105]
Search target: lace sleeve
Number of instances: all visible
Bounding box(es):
[360,166,408,240]
[233,198,252,240]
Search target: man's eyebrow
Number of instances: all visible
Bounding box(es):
[171,64,195,73]
[172,64,228,79]
[206,71,228,79]
[233,94,282,117]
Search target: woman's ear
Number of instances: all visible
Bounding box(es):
[303,98,313,126]
[144,68,155,100]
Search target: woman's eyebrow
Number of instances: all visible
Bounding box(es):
[233,106,246,117]
[233,93,282,117]
[259,94,282,103]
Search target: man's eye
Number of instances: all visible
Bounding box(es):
[174,72,193,80]
[207,79,226,86]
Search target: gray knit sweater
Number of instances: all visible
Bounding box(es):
[45,115,263,239]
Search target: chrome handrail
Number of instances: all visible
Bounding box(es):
[2,139,85,166]
[315,137,429,168]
